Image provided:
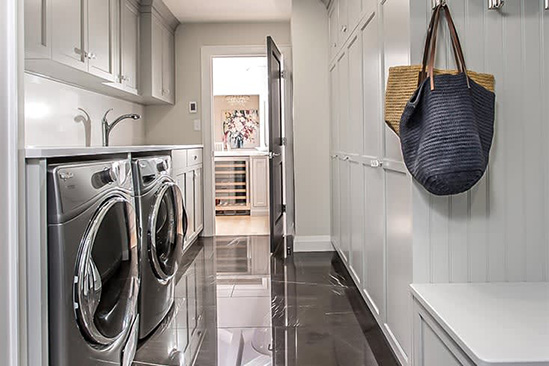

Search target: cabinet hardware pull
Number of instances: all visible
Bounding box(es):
[341,25,347,33]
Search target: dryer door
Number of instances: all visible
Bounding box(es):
[148,181,187,283]
[74,195,140,346]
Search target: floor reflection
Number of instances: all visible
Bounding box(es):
[134,236,398,366]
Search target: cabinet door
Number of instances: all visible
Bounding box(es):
[194,167,203,232]
[331,157,340,251]
[350,160,364,284]
[339,158,350,263]
[151,15,164,99]
[328,2,339,60]
[363,165,384,317]
[25,0,51,58]
[87,0,118,81]
[362,12,382,158]
[348,0,361,34]
[337,52,349,153]
[338,0,349,45]
[347,34,363,155]
[329,63,339,152]
[185,171,196,240]
[51,0,86,70]
[251,157,269,209]
[161,28,175,103]
[120,0,139,93]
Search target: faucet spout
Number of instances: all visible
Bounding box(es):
[101,109,141,147]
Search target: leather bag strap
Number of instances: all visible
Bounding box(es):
[419,5,442,85]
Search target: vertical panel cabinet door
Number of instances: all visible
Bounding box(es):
[363,165,384,317]
[386,171,413,359]
[338,0,349,45]
[150,16,164,100]
[51,0,86,71]
[347,34,363,155]
[348,0,361,35]
[25,0,51,59]
[120,0,140,93]
[328,1,339,60]
[362,13,382,158]
[251,157,269,211]
[185,171,196,241]
[331,157,341,250]
[339,158,351,263]
[87,0,118,82]
[194,167,204,232]
[161,28,175,104]
[330,64,339,152]
[350,160,365,284]
[337,52,350,153]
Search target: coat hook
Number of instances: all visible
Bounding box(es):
[431,0,446,9]
[488,0,504,9]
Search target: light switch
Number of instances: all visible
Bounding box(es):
[193,119,201,131]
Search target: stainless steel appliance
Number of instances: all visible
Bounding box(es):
[132,155,187,339]
[47,158,140,366]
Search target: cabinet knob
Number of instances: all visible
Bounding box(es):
[87,52,97,60]
[341,25,347,33]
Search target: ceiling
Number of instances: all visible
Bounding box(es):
[164,0,292,23]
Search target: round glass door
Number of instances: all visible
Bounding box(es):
[148,181,186,283]
[74,196,139,346]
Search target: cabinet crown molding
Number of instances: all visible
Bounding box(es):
[140,0,179,32]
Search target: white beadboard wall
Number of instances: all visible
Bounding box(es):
[25,73,146,147]
[410,0,549,283]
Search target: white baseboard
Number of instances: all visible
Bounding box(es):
[293,235,334,252]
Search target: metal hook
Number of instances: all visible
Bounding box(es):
[431,0,446,9]
[488,0,504,10]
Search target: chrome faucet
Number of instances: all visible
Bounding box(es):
[101,109,141,147]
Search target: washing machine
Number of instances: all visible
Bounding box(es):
[47,158,140,366]
[132,155,187,339]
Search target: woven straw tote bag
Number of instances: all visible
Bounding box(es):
[385,6,495,135]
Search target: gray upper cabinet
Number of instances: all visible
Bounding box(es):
[87,0,119,82]
[141,10,176,105]
[24,0,179,104]
[51,0,87,71]
[120,0,140,94]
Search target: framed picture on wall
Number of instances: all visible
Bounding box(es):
[222,109,260,149]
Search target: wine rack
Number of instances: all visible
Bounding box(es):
[215,157,250,215]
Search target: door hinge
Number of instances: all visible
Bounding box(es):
[280,137,287,146]
[286,246,292,256]
[282,204,287,213]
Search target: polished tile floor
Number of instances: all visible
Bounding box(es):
[134,236,398,366]
[215,215,270,236]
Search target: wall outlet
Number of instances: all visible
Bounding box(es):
[189,101,198,113]
[193,119,201,131]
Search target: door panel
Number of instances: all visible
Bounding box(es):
[267,36,285,256]
[348,35,363,155]
[151,16,164,99]
[363,165,384,316]
[329,64,339,151]
[362,13,382,158]
[337,52,349,153]
[339,158,350,262]
[350,160,364,283]
[386,170,412,357]
[185,172,195,241]
[162,28,175,103]
[51,0,86,70]
[121,0,139,93]
[331,157,340,250]
[88,0,117,81]
[194,168,203,231]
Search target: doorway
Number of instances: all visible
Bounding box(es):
[211,56,270,237]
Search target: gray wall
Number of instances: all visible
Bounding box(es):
[411,0,549,283]
[291,0,331,240]
[144,21,291,145]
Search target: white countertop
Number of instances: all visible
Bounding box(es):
[411,282,549,366]
[25,145,203,159]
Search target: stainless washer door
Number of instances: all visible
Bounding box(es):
[74,195,140,346]
[148,181,186,283]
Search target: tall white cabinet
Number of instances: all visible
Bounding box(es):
[328,0,413,364]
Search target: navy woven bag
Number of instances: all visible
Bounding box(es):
[400,4,495,196]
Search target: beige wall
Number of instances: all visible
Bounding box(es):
[144,21,291,145]
[291,0,331,238]
[25,74,146,147]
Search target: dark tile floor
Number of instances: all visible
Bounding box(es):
[134,236,398,366]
